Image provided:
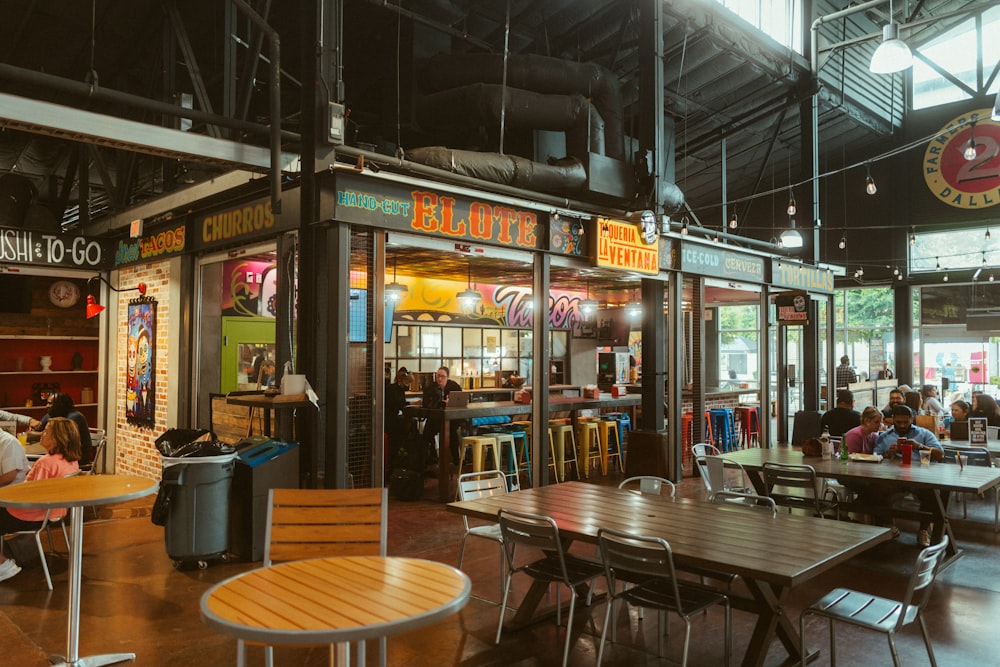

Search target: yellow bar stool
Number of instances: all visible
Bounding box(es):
[458,435,500,472]
[576,420,601,478]
[547,422,579,482]
[596,420,623,475]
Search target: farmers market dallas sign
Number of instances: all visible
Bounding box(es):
[923,108,1000,210]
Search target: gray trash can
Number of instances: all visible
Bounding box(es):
[161,452,236,569]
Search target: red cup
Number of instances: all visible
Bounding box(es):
[900,440,912,464]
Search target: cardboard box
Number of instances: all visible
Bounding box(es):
[513,390,531,404]
[611,385,627,398]
[583,387,600,399]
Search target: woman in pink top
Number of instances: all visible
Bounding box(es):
[844,406,884,454]
[0,417,81,582]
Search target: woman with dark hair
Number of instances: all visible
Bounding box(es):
[34,392,93,464]
[920,384,944,415]
[904,391,923,415]
[972,394,1000,427]
[0,417,81,582]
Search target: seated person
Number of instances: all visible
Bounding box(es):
[881,388,905,419]
[920,384,944,416]
[421,366,462,465]
[844,406,884,455]
[821,389,861,437]
[869,405,944,547]
[29,393,93,465]
[0,417,82,582]
[258,359,277,389]
[0,429,30,488]
[946,399,971,430]
[904,391,923,415]
[971,394,1000,427]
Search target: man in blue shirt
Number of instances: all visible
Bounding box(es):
[868,405,944,547]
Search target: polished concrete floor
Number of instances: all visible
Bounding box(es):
[2,466,999,666]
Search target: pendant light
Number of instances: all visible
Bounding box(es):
[385,254,408,302]
[964,122,978,161]
[780,220,803,248]
[865,164,877,195]
[626,289,642,319]
[456,263,482,313]
[579,280,599,318]
[869,0,912,74]
[786,189,796,216]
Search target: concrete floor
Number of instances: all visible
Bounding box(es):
[1,468,999,666]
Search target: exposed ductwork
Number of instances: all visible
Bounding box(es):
[404,147,587,192]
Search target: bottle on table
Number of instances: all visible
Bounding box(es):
[820,427,832,460]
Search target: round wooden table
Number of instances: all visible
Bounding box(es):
[201,555,471,665]
[0,474,159,667]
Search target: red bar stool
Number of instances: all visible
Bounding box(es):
[735,405,760,448]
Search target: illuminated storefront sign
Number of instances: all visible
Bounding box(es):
[333,172,541,250]
[0,226,107,269]
[594,217,658,275]
[113,224,186,267]
[772,261,835,293]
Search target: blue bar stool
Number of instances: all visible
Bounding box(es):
[708,408,737,452]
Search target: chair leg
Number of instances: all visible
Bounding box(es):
[264,645,273,667]
[457,533,469,569]
[597,593,614,665]
[561,592,576,667]
[34,531,52,591]
[237,639,246,667]
[918,615,938,667]
[887,632,902,667]
[679,617,691,667]
[496,574,513,644]
[829,617,837,666]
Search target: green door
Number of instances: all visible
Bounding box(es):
[221,317,276,394]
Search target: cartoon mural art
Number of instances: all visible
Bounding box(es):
[126,299,156,427]
[387,275,589,329]
[222,259,278,317]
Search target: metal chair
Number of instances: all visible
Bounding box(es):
[82,428,107,474]
[456,470,508,603]
[496,509,604,667]
[762,461,838,518]
[943,446,999,531]
[691,442,722,493]
[618,475,675,496]
[709,490,777,516]
[799,535,949,667]
[705,455,753,495]
[237,488,388,667]
[4,509,70,591]
[596,527,732,666]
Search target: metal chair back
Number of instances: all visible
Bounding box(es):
[618,475,675,496]
[710,490,778,516]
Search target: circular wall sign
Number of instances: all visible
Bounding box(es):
[48,280,80,308]
[923,108,1000,210]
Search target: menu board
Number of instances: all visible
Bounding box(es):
[969,417,988,445]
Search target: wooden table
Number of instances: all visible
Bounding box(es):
[226,392,312,441]
[200,556,470,665]
[406,395,641,500]
[723,447,1000,564]
[447,481,889,667]
[0,475,158,667]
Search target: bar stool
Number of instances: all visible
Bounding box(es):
[605,412,632,454]
[596,419,622,474]
[708,408,738,452]
[735,405,760,448]
[576,420,601,478]
[491,432,520,491]
[458,435,500,472]
[548,422,579,482]
[507,427,532,486]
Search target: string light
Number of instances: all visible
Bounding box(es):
[838,236,846,250]
[991,274,995,282]
[986,226,992,241]
[728,211,738,229]
[943,273,949,282]
[983,252,988,267]
[680,217,689,235]
[964,122,978,161]
[935,257,941,271]
[865,163,877,195]
[909,226,916,246]
[786,189,796,216]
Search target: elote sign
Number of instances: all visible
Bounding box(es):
[594,217,659,275]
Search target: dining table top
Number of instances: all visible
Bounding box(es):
[723,447,1000,495]
[0,474,158,509]
[447,481,889,589]
[200,556,471,646]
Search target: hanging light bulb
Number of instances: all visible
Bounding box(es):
[579,280,599,318]
[786,189,796,216]
[384,254,409,303]
[963,122,978,161]
[893,266,900,276]
[983,252,988,268]
[909,227,916,246]
[838,236,846,250]
[991,274,995,282]
[728,211,738,229]
[857,266,864,277]
[935,257,941,271]
[943,273,949,282]
[897,272,903,281]
[865,164,877,195]
[680,217,689,235]
[986,226,992,241]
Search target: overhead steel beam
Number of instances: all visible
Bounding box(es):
[0,94,300,173]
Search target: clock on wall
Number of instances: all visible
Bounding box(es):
[48,280,81,308]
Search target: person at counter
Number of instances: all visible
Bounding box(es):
[835,355,858,389]
[871,405,944,547]
[844,406,883,455]
[821,389,860,437]
[421,367,463,465]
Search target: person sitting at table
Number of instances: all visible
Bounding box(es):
[920,384,945,416]
[844,406,883,455]
[870,405,944,547]
[0,428,30,488]
[0,417,82,582]
[971,394,1000,427]
[947,399,971,430]
[28,393,93,465]
[420,366,462,465]
[904,391,923,415]
[881,388,905,420]
[821,389,861,437]
[0,409,42,434]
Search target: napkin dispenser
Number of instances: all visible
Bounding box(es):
[513,390,531,404]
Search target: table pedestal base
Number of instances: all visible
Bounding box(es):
[49,651,135,667]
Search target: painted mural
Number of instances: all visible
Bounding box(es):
[222,259,278,317]
[126,299,156,428]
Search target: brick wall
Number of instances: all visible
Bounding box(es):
[111,261,173,480]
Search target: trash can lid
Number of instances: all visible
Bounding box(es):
[235,439,299,468]
[161,452,238,468]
